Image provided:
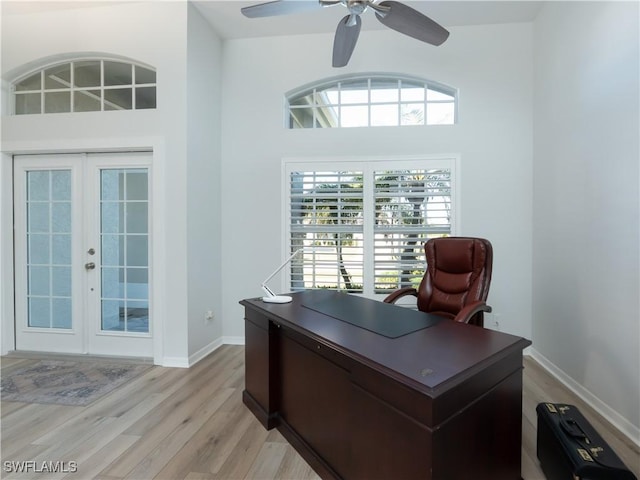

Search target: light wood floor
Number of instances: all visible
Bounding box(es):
[2,345,638,479]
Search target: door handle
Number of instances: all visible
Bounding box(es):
[85,262,96,270]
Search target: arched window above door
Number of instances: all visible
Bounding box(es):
[12,59,156,115]
[286,74,457,129]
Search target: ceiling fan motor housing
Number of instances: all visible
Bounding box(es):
[345,0,368,16]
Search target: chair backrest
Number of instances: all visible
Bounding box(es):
[417,237,493,322]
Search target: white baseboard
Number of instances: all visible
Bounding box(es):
[529,348,640,448]
[160,338,227,368]
[161,337,245,368]
[161,356,190,368]
[189,338,225,366]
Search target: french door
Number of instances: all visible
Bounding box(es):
[14,152,153,357]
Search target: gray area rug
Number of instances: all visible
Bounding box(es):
[1,360,151,406]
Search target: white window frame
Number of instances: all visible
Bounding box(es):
[286,73,458,129]
[12,59,157,115]
[282,155,460,300]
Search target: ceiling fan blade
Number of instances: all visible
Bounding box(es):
[332,14,362,68]
[375,1,449,46]
[242,0,332,18]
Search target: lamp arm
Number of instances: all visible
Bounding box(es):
[261,248,305,297]
[261,284,277,298]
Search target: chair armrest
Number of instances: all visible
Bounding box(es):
[383,287,418,304]
[453,301,492,325]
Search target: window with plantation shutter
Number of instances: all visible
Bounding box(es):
[290,171,365,292]
[373,169,451,294]
[286,158,457,298]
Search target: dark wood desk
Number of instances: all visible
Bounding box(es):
[241,290,531,480]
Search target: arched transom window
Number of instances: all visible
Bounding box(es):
[13,59,156,115]
[287,74,457,129]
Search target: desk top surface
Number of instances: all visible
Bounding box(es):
[241,290,531,392]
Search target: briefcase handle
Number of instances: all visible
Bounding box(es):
[560,418,591,444]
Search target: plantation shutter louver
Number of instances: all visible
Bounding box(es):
[373,169,451,294]
[290,171,364,292]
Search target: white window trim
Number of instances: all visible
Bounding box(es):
[11,58,156,115]
[282,154,461,300]
[286,73,458,129]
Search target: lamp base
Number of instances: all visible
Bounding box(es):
[262,295,293,304]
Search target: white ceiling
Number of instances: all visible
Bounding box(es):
[192,1,544,40]
[3,1,544,40]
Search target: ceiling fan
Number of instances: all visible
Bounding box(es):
[241,0,450,68]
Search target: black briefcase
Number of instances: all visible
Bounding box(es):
[536,402,637,480]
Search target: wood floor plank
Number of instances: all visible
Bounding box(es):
[273,444,320,480]
[2,346,638,480]
[242,442,288,480]
[122,388,235,480]
[0,401,29,417]
[155,390,256,478]
[1,404,80,458]
[211,415,271,480]
[86,366,184,420]
[1,402,76,437]
[41,394,168,480]
[100,378,234,476]
[10,418,122,480]
[0,357,35,373]
[0,443,51,480]
[123,347,240,437]
[184,473,214,480]
[62,435,141,480]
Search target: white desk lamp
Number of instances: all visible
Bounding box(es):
[261,247,309,303]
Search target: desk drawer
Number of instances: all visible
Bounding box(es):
[351,362,434,427]
[280,323,351,372]
[245,306,273,330]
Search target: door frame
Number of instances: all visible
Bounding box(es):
[1,141,166,365]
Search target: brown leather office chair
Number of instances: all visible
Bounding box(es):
[384,237,493,327]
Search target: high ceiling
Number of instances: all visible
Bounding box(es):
[192,1,544,40]
[3,1,544,40]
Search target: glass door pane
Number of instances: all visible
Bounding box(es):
[26,170,72,329]
[100,168,149,333]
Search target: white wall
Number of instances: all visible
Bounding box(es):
[186,4,225,360]
[220,23,533,341]
[532,1,640,440]
[1,2,223,365]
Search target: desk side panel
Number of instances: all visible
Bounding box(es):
[350,383,433,480]
[244,309,279,429]
[432,366,524,480]
[278,330,352,479]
